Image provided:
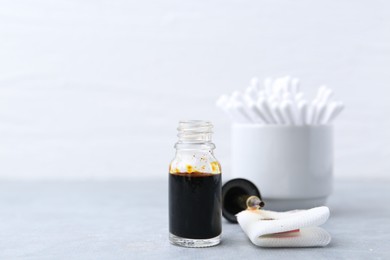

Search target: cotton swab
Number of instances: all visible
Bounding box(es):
[297,100,308,126]
[232,91,257,123]
[305,104,313,125]
[231,101,252,123]
[256,98,276,124]
[216,76,344,125]
[315,85,327,101]
[322,101,344,124]
[248,101,267,123]
[270,102,284,124]
[244,86,258,102]
[320,89,333,104]
[243,96,264,123]
[327,102,344,123]
[320,101,337,125]
[280,100,295,125]
[307,99,319,125]
[314,102,327,125]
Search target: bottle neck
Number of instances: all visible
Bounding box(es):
[175,120,215,150]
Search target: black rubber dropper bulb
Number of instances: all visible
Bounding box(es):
[221,178,264,223]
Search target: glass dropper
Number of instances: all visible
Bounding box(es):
[246,196,265,210]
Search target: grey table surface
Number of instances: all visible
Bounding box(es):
[0,180,389,260]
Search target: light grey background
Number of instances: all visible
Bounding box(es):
[0,0,389,180]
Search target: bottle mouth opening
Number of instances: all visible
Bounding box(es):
[178,120,212,130]
[177,120,213,143]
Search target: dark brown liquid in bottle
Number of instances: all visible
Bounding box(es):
[169,172,222,239]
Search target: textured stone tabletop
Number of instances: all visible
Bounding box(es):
[0,180,389,259]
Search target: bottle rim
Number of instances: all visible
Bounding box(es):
[177,120,213,143]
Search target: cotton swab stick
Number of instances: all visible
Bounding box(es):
[320,89,334,104]
[266,98,280,124]
[304,102,314,125]
[267,95,281,124]
[320,101,337,125]
[315,85,327,101]
[290,100,301,125]
[231,101,253,123]
[269,102,283,124]
[232,91,258,123]
[244,86,258,102]
[290,102,301,125]
[298,100,308,126]
[314,102,327,125]
[272,78,285,99]
[308,99,320,124]
[327,102,344,123]
[243,95,264,124]
[257,98,277,124]
[280,100,295,125]
[322,101,344,124]
[247,101,267,124]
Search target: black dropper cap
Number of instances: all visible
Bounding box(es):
[222,178,262,223]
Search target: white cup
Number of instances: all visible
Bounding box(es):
[231,124,333,211]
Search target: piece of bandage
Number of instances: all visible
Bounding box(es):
[236,206,331,247]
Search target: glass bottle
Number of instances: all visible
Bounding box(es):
[169,120,222,247]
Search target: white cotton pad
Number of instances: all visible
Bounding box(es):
[236,206,331,247]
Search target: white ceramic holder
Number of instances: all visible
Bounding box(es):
[231,124,333,211]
